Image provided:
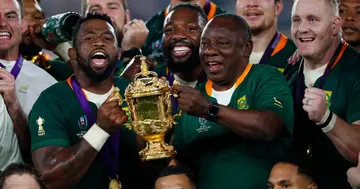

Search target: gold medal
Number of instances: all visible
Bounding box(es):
[109,177,122,189]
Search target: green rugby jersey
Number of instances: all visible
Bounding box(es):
[142,2,226,63]
[173,64,294,189]
[29,77,152,189]
[288,42,360,189]
[251,32,297,73]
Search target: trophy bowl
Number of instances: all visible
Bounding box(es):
[125,56,177,161]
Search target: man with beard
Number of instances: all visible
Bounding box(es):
[172,14,294,189]
[29,13,131,189]
[82,0,149,76]
[289,0,360,188]
[235,0,296,72]
[21,0,74,81]
[142,0,225,64]
[340,0,360,50]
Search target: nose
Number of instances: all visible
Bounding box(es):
[346,15,355,22]
[246,0,260,8]
[202,44,219,57]
[93,38,105,47]
[0,15,6,27]
[297,21,309,33]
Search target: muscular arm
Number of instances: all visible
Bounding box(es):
[32,140,97,189]
[326,117,360,164]
[7,101,30,163]
[216,107,284,141]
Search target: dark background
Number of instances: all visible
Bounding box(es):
[39,0,293,35]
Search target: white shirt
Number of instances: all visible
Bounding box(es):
[84,86,114,108]
[174,74,198,88]
[212,85,236,106]
[303,63,327,87]
[1,58,57,117]
[0,95,23,170]
[249,52,264,64]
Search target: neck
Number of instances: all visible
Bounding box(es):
[170,0,207,7]
[0,46,20,61]
[251,24,278,52]
[304,37,341,70]
[75,70,114,94]
[213,62,247,91]
[173,64,202,82]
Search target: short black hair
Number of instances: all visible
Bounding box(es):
[72,12,115,50]
[156,165,195,186]
[211,13,252,42]
[0,163,45,189]
[278,160,315,183]
[168,3,208,28]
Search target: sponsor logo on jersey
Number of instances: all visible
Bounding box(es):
[78,115,88,130]
[325,90,332,108]
[237,95,249,110]
[196,117,211,133]
[36,117,45,136]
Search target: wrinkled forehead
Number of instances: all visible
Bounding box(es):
[164,7,200,27]
[80,19,116,36]
[202,18,239,39]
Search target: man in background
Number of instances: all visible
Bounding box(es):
[142,0,225,63]
[235,0,296,72]
[339,0,360,50]
[268,161,317,189]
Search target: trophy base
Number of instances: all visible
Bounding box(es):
[139,140,176,161]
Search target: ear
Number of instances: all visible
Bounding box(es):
[308,183,318,189]
[68,48,77,61]
[275,0,284,16]
[21,18,28,35]
[332,16,342,36]
[125,10,131,23]
[243,40,253,59]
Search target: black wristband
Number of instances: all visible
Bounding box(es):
[319,111,333,128]
[122,48,142,59]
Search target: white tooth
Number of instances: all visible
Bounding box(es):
[94,52,105,56]
[0,32,10,36]
[174,47,190,52]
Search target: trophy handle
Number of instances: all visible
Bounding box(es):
[172,111,182,125]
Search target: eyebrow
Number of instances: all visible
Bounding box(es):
[107,2,120,6]
[5,11,18,16]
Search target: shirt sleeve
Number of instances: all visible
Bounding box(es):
[253,66,294,134]
[29,91,70,152]
[346,78,360,123]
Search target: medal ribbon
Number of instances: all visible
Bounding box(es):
[258,32,281,65]
[294,41,347,158]
[166,69,178,115]
[68,75,119,179]
[0,56,24,79]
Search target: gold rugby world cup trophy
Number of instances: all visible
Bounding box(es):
[125,56,180,161]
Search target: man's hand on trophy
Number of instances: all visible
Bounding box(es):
[121,19,149,51]
[96,93,128,134]
[28,19,58,51]
[172,85,211,117]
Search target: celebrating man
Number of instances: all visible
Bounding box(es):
[143,0,225,63]
[83,0,149,75]
[235,0,296,71]
[0,0,57,163]
[289,0,360,188]
[173,14,294,189]
[29,13,131,189]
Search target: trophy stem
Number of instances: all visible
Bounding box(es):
[139,139,176,161]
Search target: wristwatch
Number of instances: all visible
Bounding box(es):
[122,48,142,59]
[207,101,220,121]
